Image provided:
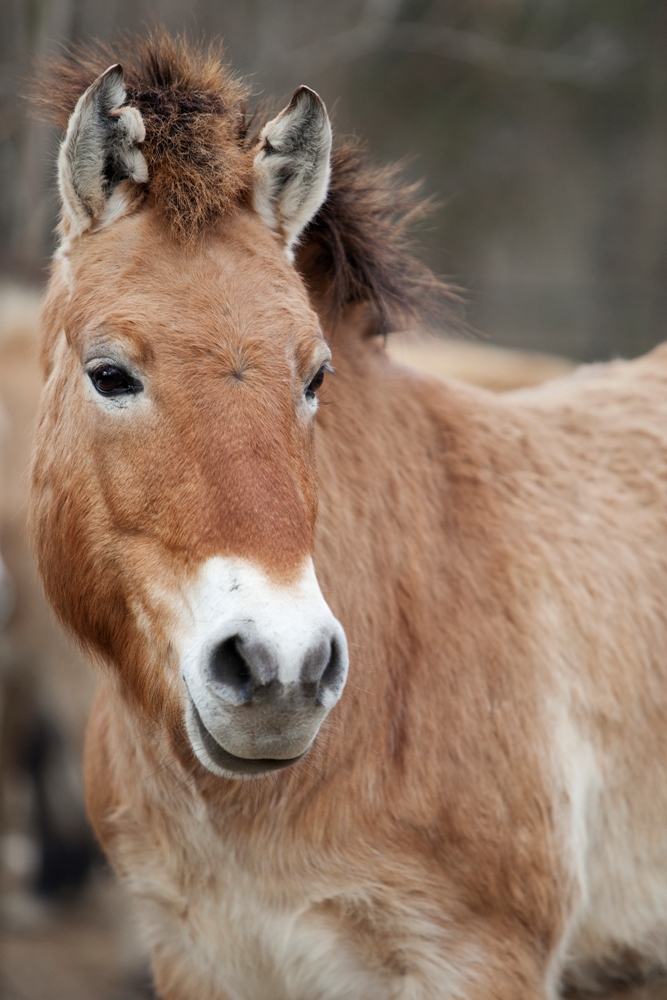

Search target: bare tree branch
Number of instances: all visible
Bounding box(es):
[266,19,633,88]
[387,22,632,85]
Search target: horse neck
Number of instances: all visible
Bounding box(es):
[312,310,455,772]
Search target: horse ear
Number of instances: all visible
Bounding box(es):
[252,87,332,254]
[58,64,148,238]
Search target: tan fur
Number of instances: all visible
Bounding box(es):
[29,37,667,1000]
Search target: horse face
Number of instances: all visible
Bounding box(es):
[31,71,347,778]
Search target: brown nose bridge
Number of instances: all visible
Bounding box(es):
[175,389,317,578]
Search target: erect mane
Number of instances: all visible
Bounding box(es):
[33,32,457,333]
[297,144,457,333]
[34,33,253,245]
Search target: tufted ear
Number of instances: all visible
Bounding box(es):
[58,64,148,238]
[252,87,332,255]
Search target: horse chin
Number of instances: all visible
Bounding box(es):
[186,696,311,778]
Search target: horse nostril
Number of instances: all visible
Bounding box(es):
[317,637,346,703]
[209,636,252,703]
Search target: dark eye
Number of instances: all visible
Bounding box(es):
[305,365,328,401]
[89,364,142,397]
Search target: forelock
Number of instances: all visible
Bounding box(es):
[34,31,459,333]
[34,31,254,244]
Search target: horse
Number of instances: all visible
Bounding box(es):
[29,34,667,1000]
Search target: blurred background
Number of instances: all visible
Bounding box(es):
[1,2,667,998]
[4,0,667,359]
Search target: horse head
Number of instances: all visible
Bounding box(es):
[31,56,348,778]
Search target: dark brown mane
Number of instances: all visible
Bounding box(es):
[33,31,456,332]
[297,144,457,333]
[34,33,253,244]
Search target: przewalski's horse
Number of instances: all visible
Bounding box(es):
[30,34,667,1000]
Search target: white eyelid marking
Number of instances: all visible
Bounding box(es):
[83,353,150,412]
[302,350,334,415]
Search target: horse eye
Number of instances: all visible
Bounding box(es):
[305,366,328,400]
[89,364,142,396]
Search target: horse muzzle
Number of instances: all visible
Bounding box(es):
[179,556,348,777]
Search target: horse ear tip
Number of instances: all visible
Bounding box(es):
[96,64,124,90]
[291,86,326,111]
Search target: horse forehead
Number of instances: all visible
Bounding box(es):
[67,213,318,351]
[73,208,301,300]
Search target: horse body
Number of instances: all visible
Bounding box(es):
[87,317,667,998]
[30,35,667,998]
